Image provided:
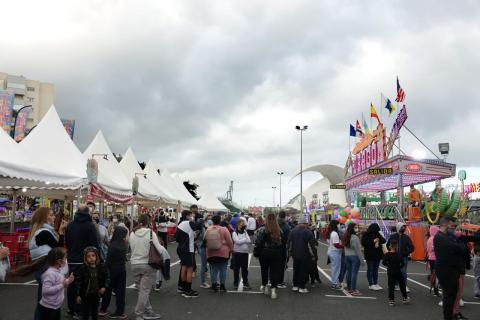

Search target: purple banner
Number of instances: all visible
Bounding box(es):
[14,107,32,141]
[0,91,14,133]
[61,119,75,139]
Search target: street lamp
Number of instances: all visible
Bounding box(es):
[10,105,32,139]
[272,186,277,208]
[295,125,308,215]
[277,171,284,208]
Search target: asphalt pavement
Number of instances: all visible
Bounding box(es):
[1,241,478,320]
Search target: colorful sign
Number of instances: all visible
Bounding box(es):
[465,182,480,194]
[61,119,75,139]
[14,107,32,141]
[351,124,387,175]
[0,91,14,133]
[368,168,393,175]
[385,105,408,156]
[330,184,346,189]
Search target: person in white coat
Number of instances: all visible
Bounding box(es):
[232,219,251,290]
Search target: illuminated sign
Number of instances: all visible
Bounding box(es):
[405,163,422,172]
[330,184,346,189]
[351,124,387,175]
[465,182,480,194]
[368,168,393,175]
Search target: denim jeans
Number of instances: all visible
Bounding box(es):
[345,255,360,290]
[328,250,342,285]
[366,260,380,286]
[199,246,208,284]
[338,252,346,283]
[209,261,228,285]
[401,257,408,283]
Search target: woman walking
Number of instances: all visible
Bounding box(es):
[205,215,233,292]
[361,223,385,291]
[343,223,365,295]
[327,220,343,290]
[254,213,283,299]
[232,219,251,290]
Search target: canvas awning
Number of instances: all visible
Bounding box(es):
[198,190,228,212]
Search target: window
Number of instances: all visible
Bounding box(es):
[27,97,34,102]
[27,87,35,92]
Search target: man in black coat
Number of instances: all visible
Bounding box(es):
[65,205,100,317]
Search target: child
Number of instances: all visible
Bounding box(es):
[474,245,480,299]
[76,247,109,320]
[39,247,74,320]
[99,227,128,318]
[383,239,410,306]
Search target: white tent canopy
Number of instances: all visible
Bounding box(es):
[143,160,179,204]
[198,190,228,212]
[162,169,198,205]
[19,105,86,186]
[120,147,173,202]
[0,113,81,186]
[83,131,132,196]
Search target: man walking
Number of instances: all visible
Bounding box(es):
[434,217,467,320]
[288,216,317,293]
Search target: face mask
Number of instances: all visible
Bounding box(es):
[447,228,455,235]
[354,227,359,233]
[113,218,118,223]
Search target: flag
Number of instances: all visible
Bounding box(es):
[61,119,75,139]
[355,120,363,137]
[395,76,405,102]
[0,91,14,133]
[362,113,371,135]
[349,124,356,137]
[370,103,381,124]
[14,107,32,142]
[385,98,395,116]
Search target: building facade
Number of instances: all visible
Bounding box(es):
[0,72,54,129]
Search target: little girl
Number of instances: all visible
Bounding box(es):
[40,247,74,320]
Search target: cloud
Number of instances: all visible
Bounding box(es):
[1,0,479,206]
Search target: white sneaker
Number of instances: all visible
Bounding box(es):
[459,299,464,307]
[406,286,410,293]
[262,286,270,295]
[394,286,400,291]
[292,286,299,292]
[373,285,382,291]
[271,288,277,299]
[199,283,210,289]
[368,285,375,290]
[299,288,309,294]
[438,301,443,306]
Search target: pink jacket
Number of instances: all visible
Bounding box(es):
[426,226,439,261]
[205,225,233,259]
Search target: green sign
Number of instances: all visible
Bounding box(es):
[368,168,393,175]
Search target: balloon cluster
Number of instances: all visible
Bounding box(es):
[333,206,361,225]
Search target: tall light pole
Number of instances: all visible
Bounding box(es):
[295,125,308,215]
[277,171,284,209]
[272,186,277,208]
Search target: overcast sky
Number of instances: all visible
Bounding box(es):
[1,0,480,207]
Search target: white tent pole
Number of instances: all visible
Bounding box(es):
[10,190,17,233]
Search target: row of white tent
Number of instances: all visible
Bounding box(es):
[0,105,228,212]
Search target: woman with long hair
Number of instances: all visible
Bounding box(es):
[232,219,252,290]
[361,222,385,291]
[27,207,63,320]
[254,213,283,299]
[327,220,344,290]
[343,223,365,295]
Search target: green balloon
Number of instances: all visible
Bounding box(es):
[340,210,347,217]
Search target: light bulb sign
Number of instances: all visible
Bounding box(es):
[351,124,387,175]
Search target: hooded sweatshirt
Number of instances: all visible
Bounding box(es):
[426,225,439,261]
[361,223,386,261]
[65,208,100,263]
[129,227,166,265]
[75,248,109,298]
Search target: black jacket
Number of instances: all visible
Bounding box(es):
[65,208,100,263]
[434,231,467,272]
[361,224,386,261]
[382,251,405,274]
[386,232,414,258]
[75,263,109,298]
[106,241,127,269]
[288,225,317,260]
[278,219,291,248]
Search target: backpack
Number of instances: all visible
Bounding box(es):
[206,228,223,250]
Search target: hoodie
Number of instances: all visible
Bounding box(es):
[129,227,167,265]
[361,223,386,261]
[65,208,100,263]
[75,247,109,299]
[426,226,439,261]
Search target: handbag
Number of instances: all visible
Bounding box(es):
[148,230,164,270]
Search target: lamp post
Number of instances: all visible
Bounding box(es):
[272,186,277,208]
[10,105,32,139]
[277,171,284,209]
[295,125,308,215]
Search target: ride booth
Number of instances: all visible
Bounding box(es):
[344,105,456,260]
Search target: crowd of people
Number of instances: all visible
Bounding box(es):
[2,203,480,320]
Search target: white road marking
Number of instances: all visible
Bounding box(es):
[325,294,376,300]
[316,264,352,297]
[24,280,37,284]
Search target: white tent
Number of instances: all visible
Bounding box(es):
[19,106,86,186]
[120,148,173,202]
[162,169,198,205]
[198,190,228,212]
[143,160,180,204]
[0,114,81,186]
[83,131,132,196]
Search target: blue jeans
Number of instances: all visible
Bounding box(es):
[328,250,342,285]
[199,246,208,284]
[338,252,346,283]
[209,260,228,285]
[366,260,380,286]
[345,255,360,290]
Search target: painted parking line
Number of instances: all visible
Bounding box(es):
[325,294,377,300]
[24,280,37,284]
